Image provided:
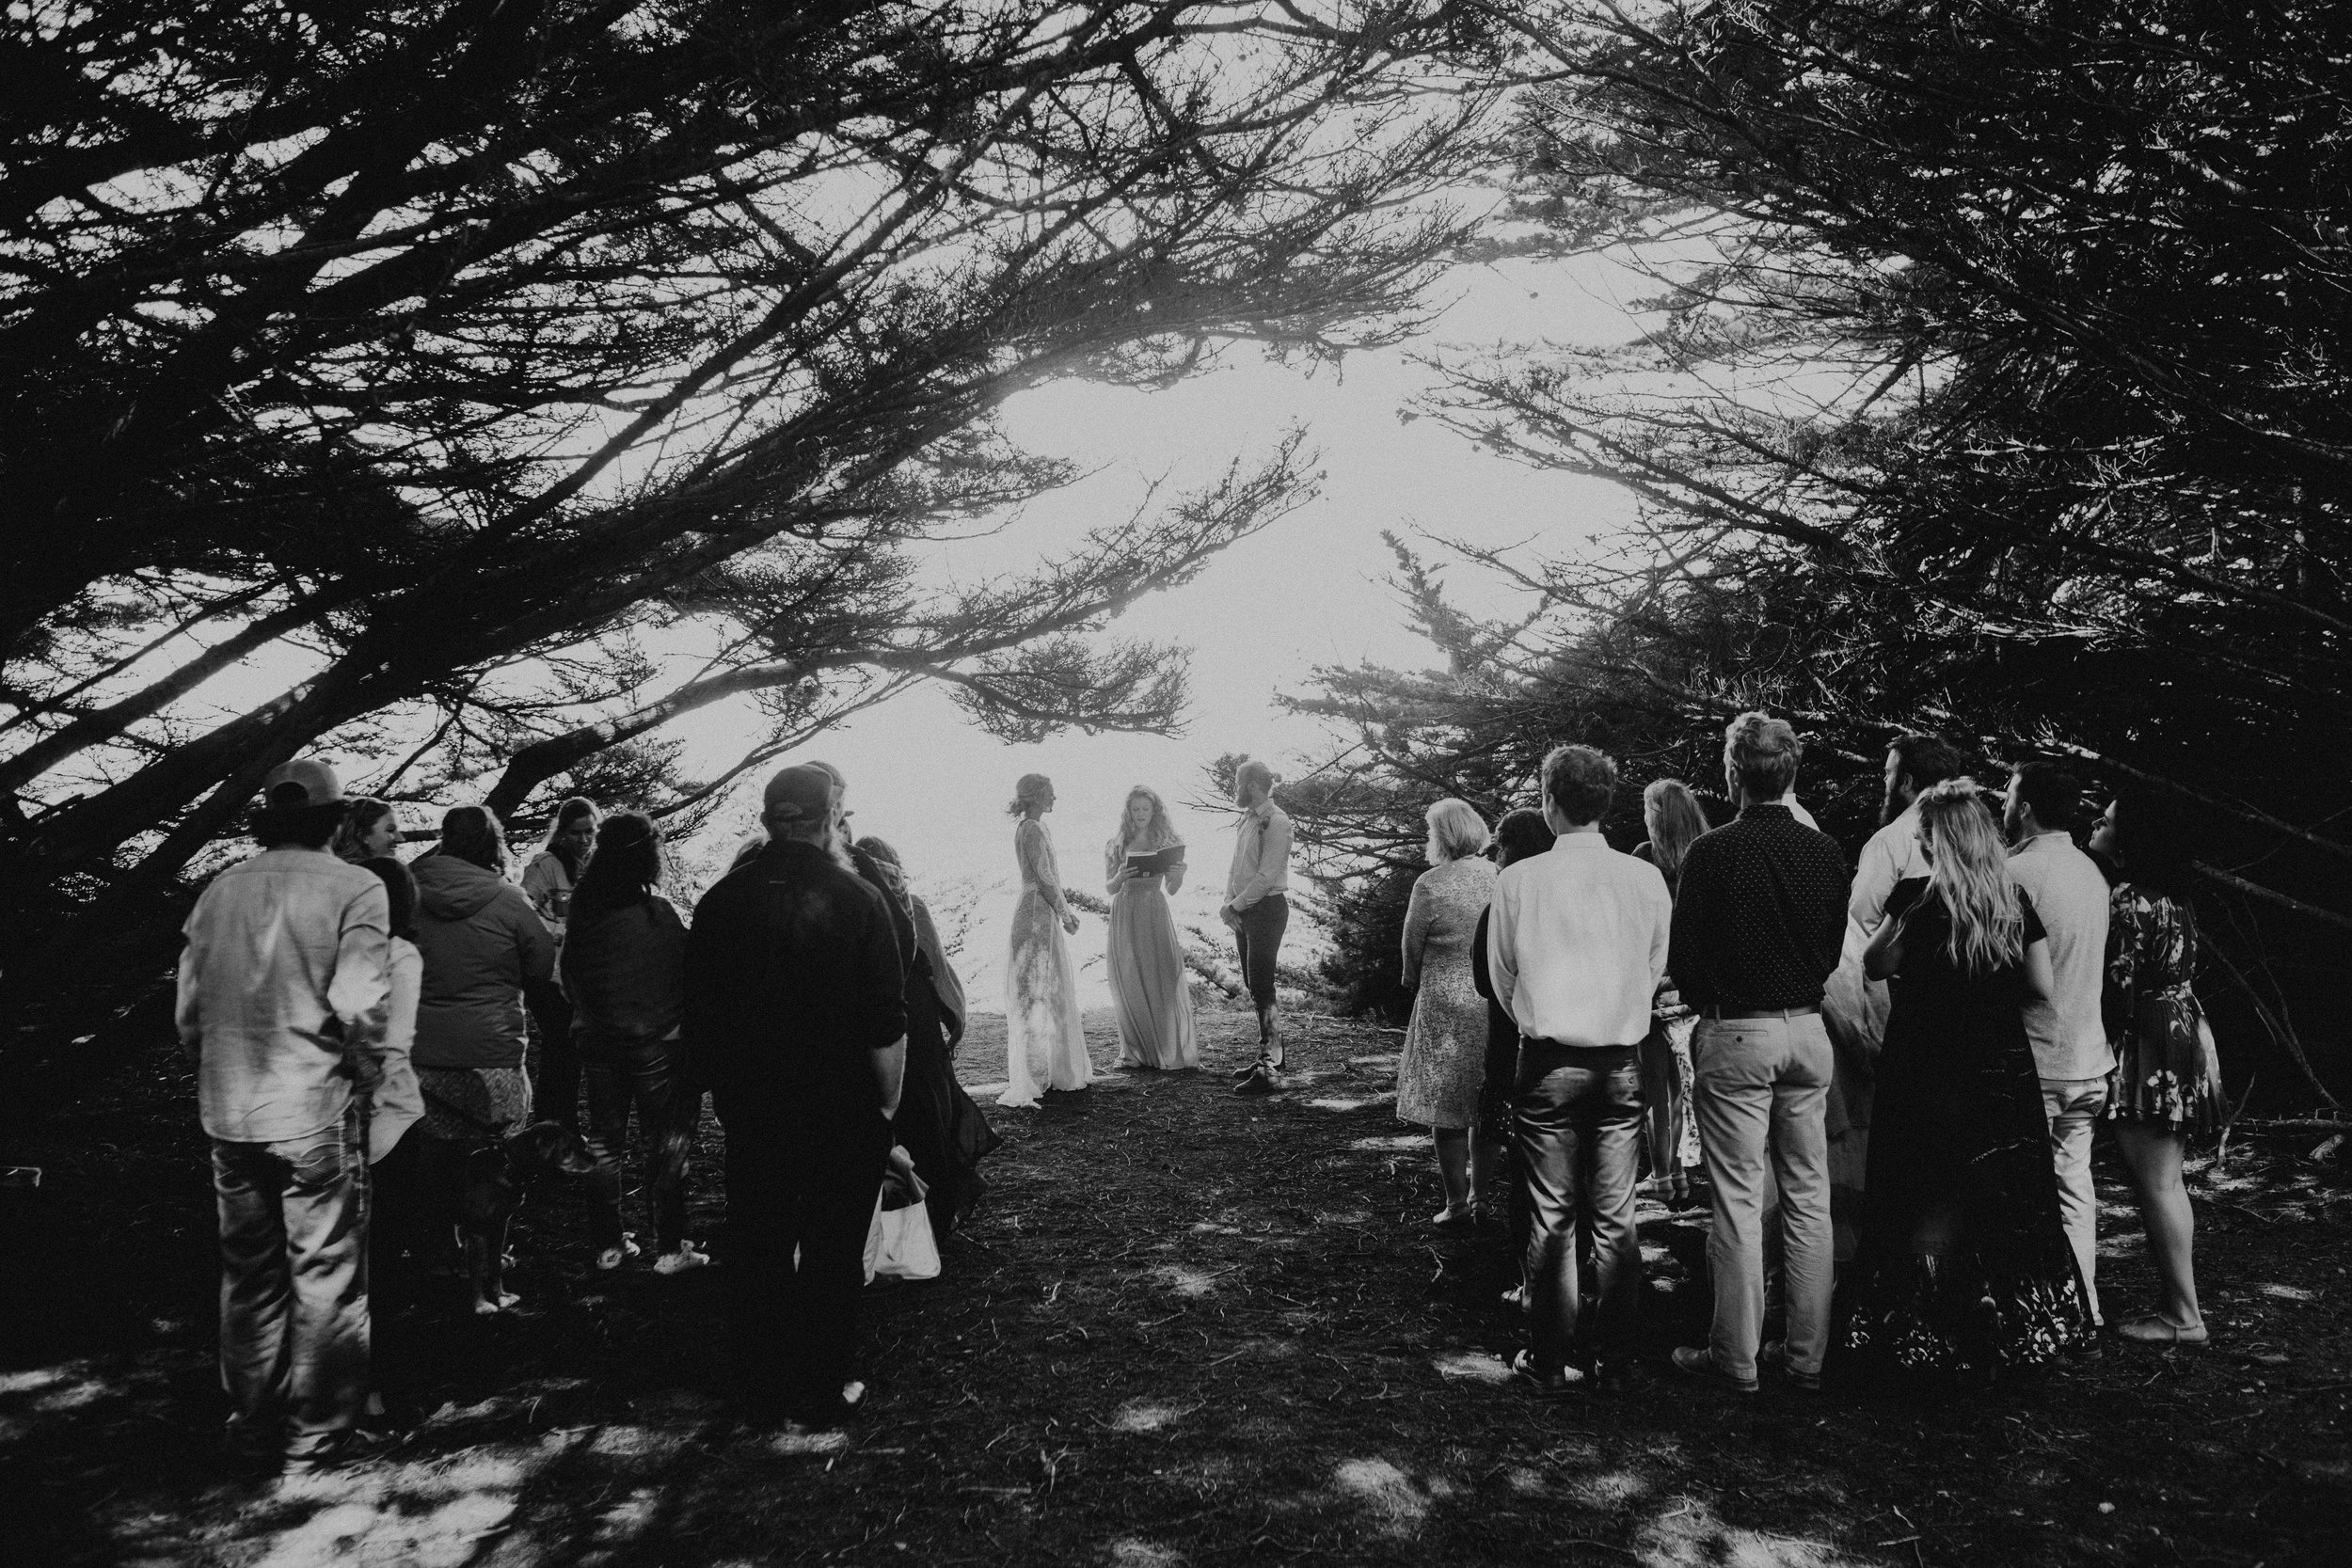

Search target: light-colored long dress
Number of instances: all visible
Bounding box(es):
[1002,817,1092,1107]
[1396,855,1497,1129]
[1105,840,1198,1069]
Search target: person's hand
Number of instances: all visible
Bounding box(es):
[1062,911,1080,935]
[1218,904,1240,930]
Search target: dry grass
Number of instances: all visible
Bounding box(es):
[2,1001,2348,1565]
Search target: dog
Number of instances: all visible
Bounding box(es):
[454,1120,596,1314]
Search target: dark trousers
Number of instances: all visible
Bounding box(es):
[1517,1042,1644,1372]
[212,1106,371,1456]
[581,1032,696,1253]
[525,978,580,1128]
[1232,894,1289,1012]
[720,1107,891,1409]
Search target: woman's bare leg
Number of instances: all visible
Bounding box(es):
[2114,1122,2201,1329]
[1434,1126,1471,1215]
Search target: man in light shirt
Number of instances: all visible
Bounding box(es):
[1820,733,1965,1260]
[177,757,391,1474]
[1222,759,1293,1095]
[2005,761,2115,1326]
[1490,744,1673,1390]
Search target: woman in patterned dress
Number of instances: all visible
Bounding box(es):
[1836,780,2095,1385]
[1001,773,1092,1108]
[1397,799,1498,1229]
[2091,788,2220,1345]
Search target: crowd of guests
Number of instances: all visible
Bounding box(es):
[1396,714,2221,1393]
[174,757,997,1472]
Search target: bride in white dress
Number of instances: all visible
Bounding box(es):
[1001,772,1092,1107]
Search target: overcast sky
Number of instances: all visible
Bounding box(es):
[655,249,1646,1008]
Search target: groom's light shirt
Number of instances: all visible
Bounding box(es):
[1491,831,1672,1048]
[1226,800,1292,910]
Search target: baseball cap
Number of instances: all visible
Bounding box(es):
[262,757,343,809]
[762,765,834,823]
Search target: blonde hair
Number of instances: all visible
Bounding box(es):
[1916,778,2026,974]
[1641,779,1708,879]
[1110,785,1181,855]
[1008,772,1052,816]
[1424,798,1490,864]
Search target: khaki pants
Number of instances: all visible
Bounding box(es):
[1692,1013,1835,1380]
[2042,1076,2107,1324]
[212,1106,371,1456]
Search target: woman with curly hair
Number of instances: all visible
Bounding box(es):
[1837,779,2095,1385]
[1104,785,1197,1070]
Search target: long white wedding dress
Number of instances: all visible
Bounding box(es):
[1001,816,1092,1107]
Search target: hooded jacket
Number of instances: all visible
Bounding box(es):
[409,852,555,1069]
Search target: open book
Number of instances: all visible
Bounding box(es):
[1125,846,1186,877]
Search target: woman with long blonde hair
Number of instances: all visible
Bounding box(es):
[1839,779,2093,1384]
[1104,785,1197,1070]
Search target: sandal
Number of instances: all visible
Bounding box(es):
[1430,1205,1476,1232]
[2116,1315,2209,1346]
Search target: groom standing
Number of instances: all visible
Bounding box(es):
[1222,759,1292,1096]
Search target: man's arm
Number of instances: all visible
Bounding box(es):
[1848,826,1903,933]
[174,919,203,1058]
[1229,811,1291,911]
[1489,872,1521,1018]
[872,1035,908,1120]
[1643,869,1673,992]
[1666,843,1717,1007]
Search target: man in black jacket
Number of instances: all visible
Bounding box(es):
[688,765,907,1426]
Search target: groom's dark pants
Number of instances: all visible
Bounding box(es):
[1232,893,1289,1011]
[719,1100,892,1411]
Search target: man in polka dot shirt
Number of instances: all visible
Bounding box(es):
[1665,712,1851,1394]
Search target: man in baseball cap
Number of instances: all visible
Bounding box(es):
[689,762,907,1427]
[178,755,390,1474]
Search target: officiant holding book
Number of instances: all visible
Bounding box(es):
[1104,786,1199,1070]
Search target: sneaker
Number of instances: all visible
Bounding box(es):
[281,1427,392,1476]
[1669,1345,1758,1394]
[595,1234,642,1271]
[1510,1348,1586,1396]
[654,1241,713,1275]
[1231,1061,1265,1081]
[1232,1065,1278,1096]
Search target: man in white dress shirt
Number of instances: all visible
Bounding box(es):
[1820,733,1965,1260]
[1223,759,1293,1095]
[1490,744,1673,1389]
[2005,761,2115,1326]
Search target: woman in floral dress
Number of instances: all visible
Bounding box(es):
[1397,799,1497,1228]
[1836,781,2095,1386]
[1001,773,1092,1108]
[2092,788,2220,1345]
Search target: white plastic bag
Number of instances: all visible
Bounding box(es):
[862,1190,941,1284]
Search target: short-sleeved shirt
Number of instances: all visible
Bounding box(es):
[686,840,908,1123]
[1667,804,1851,1010]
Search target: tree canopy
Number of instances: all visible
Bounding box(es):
[0,0,1493,1069]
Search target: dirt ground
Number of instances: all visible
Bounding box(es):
[3,1001,2348,1567]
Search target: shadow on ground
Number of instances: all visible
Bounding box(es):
[3,1006,2348,1565]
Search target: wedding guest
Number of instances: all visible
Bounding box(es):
[1003,772,1091,1106]
[564,811,707,1275]
[1398,799,1498,1228]
[1470,807,1556,1275]
[1490,746,1672,1390]
[1822,733,1967,1263]
[688,765,906,1425]
[858,834,1002,1234]
[1839,780,2094,1383]
[177,758,389,1473]
[333,797,403,863]
[1669,713,1850,1394]
[409,805,554,1309]
[1634,779,1710,1201]
[2004,762,2113,1326]
[520,797,597,1129]
[2092,789,2221,1344]
[1224,759,1294,1094]
[359,856,426,1307]
[1104,785,1198,1070]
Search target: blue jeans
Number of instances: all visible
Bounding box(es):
[212,1105,370,1455]
[1516,1042,1645,1373]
